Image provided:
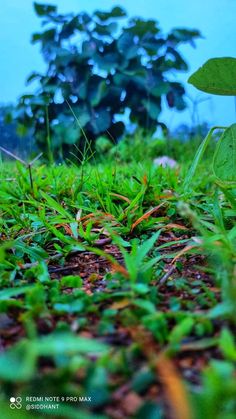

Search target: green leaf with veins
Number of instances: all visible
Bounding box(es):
[188,57,236,95]
[212,124,236,185]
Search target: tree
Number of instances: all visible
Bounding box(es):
[15,2,201,159]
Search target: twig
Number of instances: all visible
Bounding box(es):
[158,265,176,286]
[49,264,80,273]
[19,249,84,270]
[29,152,43,166]
[94,238,112,247]
[0,147,26,165]
[0,147,43,195]
[19,247,122,271]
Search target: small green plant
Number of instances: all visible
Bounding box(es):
[115,230,162,283]
[183,57,236,192]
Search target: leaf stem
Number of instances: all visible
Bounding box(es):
[183,126,227,192]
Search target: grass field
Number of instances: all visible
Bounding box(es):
[0,136,236,419]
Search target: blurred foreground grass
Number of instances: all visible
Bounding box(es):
[0,137,235,418]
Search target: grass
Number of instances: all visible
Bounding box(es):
[0,136,236,419]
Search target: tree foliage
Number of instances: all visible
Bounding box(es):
[15,2,201,159]
[0,106,34,158]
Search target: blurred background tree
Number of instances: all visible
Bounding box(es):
[11,2,201,160]
[0,105,34,159]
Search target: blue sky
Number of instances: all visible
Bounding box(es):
[0,0,235,129]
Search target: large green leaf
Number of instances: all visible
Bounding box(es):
[113,72,130,87]
[188,57,236,95]
[168,28,201,46]
[37,333,109,355]
[140,33,164,54]
[166,82,186,110]
[72,105,91,127]
[107,6,126,18]
[213,124,236,185]
[57,125,80,145]
[88,79,108,107]
[0,341,37,381]
[54,48,75,66]
[168,317,194,344]
[52,115,81,146]
[34,2,57,17]
[90,109,111,134]
[94,53,120,72]
[0,333,109,382]
[114,69,147,91]
[142,99,161,120]
[166,47,188,71]
[128,19,159,36]
[40,190,73,219]
[0,286,35,301]
[145,69,169,96]
[82,40,97,58]
[94,6,126,21]
[60,16,85,39]
[151,82,170,97]
[22,94,50,107]
[76,81,87,100]
[31,28,56,44]
[95,22,118,36]
[26,72,42,84]
[117,33,139,59]
[14,241,48,261]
